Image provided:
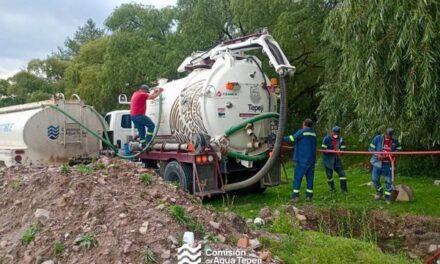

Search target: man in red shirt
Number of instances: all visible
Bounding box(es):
[130,84,164,147]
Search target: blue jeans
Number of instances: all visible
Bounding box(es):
[292,162,315,198]
[372,163,392,200]
[131,115,155,147]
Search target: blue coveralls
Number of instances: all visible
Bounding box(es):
[322,135,347,192]
[368,134,402,201]
[283,127,317,198]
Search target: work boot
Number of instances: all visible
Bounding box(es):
[374,192,383,200]
[305,197,313,203]
[291,197,299,203]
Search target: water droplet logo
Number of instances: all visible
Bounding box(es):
[47,125,60,140]
[177,244,202,264]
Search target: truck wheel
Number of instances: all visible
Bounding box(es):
[163,161,193,193]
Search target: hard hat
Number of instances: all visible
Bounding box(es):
[140,84,150,91]
[386,128,395,136]
[332,126,341,133]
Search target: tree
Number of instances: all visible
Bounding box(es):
[64,37,109,110]
[0,79,9,96]
[319,0,440,147]
[7,71,53,102]
[100,4,181,111]
[60,19,105,57]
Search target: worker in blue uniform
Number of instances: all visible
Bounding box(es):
[368,128,402,204]
[283,118,317,202]
[321,126,348,193]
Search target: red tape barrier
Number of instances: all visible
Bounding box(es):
[318,150,440,155]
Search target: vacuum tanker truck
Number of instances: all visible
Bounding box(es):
[105,32,295,196]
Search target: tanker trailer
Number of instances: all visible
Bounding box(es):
[106,32,295,196]
[0,96,104,166]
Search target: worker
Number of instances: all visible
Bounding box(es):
[130,84,164,147]
[321,126,348,193]
[283,118,317,202]
[368,128,402,204]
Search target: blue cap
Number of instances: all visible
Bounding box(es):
[332,126,341,133]
[140,84,150,91]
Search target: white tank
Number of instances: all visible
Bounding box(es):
[0,99,103,166]
[147,53,277,152]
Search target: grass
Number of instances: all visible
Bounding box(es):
[76,233,97,249]
[259,212,417,264]
[53,241,65,255]
[168,205,205,235]
[60,163,70,174]
[140,246,157,264]
[76,164,94,175]
[139,173,154,186]
[203,162,440,264]
[21,224,40,245]
[207,164,440,218]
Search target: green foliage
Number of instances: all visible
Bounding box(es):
[168,205,205,235]
[76,233,97,249]
[320,0,440,148]
[0,79,9,95]
[21,224,40,245]
[138,173,153,186]
[140,246,157,263]
[76,164,93,175]
[206,164,440,218]
[92,162,106,171]
[60,163,70,174]
[53,241,65,255]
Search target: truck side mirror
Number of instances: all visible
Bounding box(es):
[118,94,129,105]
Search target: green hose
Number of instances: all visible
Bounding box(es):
[224,112,279,137]
[227,150,268,161]
[224,112,279,161]
[48,95,163,159]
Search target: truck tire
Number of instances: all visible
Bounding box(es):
[163,161,193,193]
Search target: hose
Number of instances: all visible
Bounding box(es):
[227,150,268,161]
[47,94,163,159]
[224,73,289,191]
[224,112,279,137]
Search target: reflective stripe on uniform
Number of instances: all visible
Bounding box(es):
[377,187,383,191]
[370,143,376,148]
[396,146,402,150]
[293,189,300,193]
[140,139,146,143]
[327,178,334,182]
[322,144,328,148]
[339,177,347,180]
[306,189,313,193]
[384,191,392,196]
[303,132,316,137]
[147,131,154,135]
[340,145,346,149]
[289,135,295,142]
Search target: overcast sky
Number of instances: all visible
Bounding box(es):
[0,0,177,79]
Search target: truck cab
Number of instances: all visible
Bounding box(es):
[104,110,132,150]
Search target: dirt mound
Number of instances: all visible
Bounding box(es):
[0,157,271,264]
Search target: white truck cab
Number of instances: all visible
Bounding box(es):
[104,110,133,150]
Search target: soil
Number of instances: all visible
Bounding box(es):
[295,205,440,259]
[0,157,274,264]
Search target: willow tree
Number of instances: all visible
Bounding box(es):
[319,0,440,147]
